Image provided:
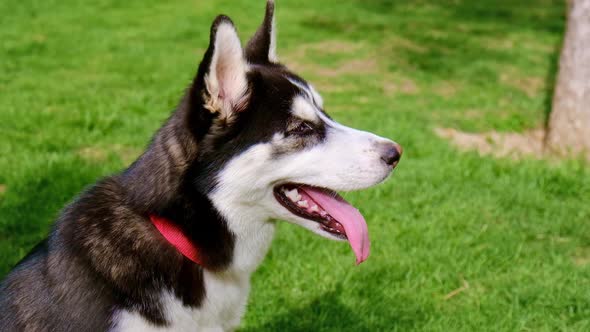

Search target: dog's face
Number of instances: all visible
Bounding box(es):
[190,2,401,264]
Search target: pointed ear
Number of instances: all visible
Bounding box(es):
[199,15,249,120]
[245,0,277,63]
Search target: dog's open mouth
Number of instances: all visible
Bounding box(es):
[273,183,370,264]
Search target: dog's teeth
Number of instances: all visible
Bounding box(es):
[297,200,309,208]
[310,204,319,212]
[285,189,301,202]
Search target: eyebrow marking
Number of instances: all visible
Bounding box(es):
[291,96,320,123]
[286,77,322,109]
[285,76,333,131]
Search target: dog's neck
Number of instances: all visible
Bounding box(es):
[209,190,276,275]
[122,107,200,213]
[158,188,275,275]
[118,99,277,276]
[121,116,275,275]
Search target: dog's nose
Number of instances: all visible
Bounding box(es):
[380,142,402,167]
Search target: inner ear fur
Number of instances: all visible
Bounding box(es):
[201,15,250,121]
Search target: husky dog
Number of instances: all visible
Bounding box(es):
[0,1,402,331]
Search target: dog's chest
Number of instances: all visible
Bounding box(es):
[112,223,275,331]
[112,270,250,332]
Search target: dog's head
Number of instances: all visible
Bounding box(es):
[185,1,402,264]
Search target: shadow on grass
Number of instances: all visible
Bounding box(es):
[242,291,368,332]
[294,0,567,131]
[301,0,566,83]
[447,0,566,131]
[355,0,565,33]
[447,0,565,33]
[243,270,430,331]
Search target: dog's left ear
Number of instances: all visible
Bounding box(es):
[198,15,249,121]
[245,0,277,63]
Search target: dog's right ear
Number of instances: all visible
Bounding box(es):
[193,15,249,124]
[245,0,277,64]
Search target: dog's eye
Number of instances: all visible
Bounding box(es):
[290,121,315,135]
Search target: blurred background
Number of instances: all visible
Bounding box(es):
[1,0,589,330]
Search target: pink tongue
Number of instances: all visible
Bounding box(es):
[300,187,370,265]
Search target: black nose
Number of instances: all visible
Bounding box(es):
[380,142,402,167]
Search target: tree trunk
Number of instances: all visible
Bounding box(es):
[546,0,590,158]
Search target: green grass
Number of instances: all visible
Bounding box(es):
[1,0,589,331]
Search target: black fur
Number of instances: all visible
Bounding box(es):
[245,0,275,63]
[0,5,326,331]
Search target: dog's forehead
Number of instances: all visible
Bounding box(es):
[248,64,326,124]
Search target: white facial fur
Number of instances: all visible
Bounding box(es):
[209,83,398,247]
[290,96,321,124]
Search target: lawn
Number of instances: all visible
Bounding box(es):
[1,0,589,331]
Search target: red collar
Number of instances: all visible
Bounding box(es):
[149,214,202,266]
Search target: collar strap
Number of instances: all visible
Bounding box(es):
[149,214,202,266]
